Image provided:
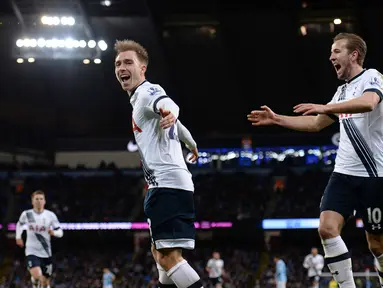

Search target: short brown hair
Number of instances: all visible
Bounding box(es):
[114,39,149,66]
[333,33,367,66]
[31,190,45,199]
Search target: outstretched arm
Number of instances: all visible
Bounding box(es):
[248,105,335,132]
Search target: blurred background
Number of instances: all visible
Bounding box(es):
[0,0,382,287]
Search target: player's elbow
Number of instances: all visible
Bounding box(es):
[364,101,375,112]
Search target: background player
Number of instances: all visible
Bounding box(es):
[248,33,383,287]
[205,251,224,288]
[16,190,63,288]
[303,247,324,288]
[102,268,115,288]
[114,39,203,288]
[274,255,287,288]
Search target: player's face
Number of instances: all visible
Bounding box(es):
[32,195,46,210]
[213,252,220,259]
[311,248,318,256]
[329,39,357,81]
[273,257,278,263]
[115,50,146,93]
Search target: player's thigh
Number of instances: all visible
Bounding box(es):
[27,255,43,278]
[320,172,357,226]
[276,281,286,288]
[209,277,219,286]
[357,177,383,235]
[144,188,196,250]
[41,257,53,279]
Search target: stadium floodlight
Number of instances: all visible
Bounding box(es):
[97,40,107,51]
[333,18,342,25]
[16,39,24,47]
[88,40,96,48]
[101,0,111,6]
[61,16,75,26]
[94,58,101,64]
[28,58,35,63]
[16,58,24,63]
[83,59,90,64]
[30,39,37,47]
[79,40,87,48]
[41,16,50,25]
[37,38,46,47]
[41,15,75,26]
[16,37,108,52]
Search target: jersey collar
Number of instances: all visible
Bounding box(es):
[346,69,366,84]
[129,80,147,97]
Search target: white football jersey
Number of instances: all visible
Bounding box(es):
[17,209,61,258]
[130,80,194,191]
[328,69,383,177]
[206,258,224,278]
[303,254,324,277]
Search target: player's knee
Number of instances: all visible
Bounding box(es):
[156,248,183,271]
[40,276,49,287]
[318,212,343,239]
[367,237,383,256]
[151,244,158,262]
[366,232,383,256]
[29,267,42,279]
[318,223,339,239]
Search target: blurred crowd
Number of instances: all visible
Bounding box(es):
[0,243,378,288]
[0,165,378,287]
[0,165,336,224]
[0,246,261,288]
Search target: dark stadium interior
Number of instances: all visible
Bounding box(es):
[1,0,383,287]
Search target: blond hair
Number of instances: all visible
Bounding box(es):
[334,33,367,66]
[31,190,45,199]
[114,39,149,66]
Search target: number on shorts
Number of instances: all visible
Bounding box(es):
[46,264,53,275]
[367,207,382,224]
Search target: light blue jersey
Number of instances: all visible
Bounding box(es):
[103,271,114,288]
[276,259,287,282]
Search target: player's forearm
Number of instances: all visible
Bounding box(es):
[177,121,197,150]
[275,115,320,132]
[157,98,180,119]
[16,222,23,239]
[324,97,375,114]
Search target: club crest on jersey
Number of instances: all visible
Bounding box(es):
[132,118,142,133]
[147,87,161,96]
[370,76,382,87]
[29,224,46,233]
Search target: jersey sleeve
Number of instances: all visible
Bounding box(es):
[303,255,310,268]
[16,211,27,239]
[315,255,324,270]
[18,211,27,225]
[206,259,213,268]
[362,69,383,103]
[144,85,180,118]
[50,212,61,230]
